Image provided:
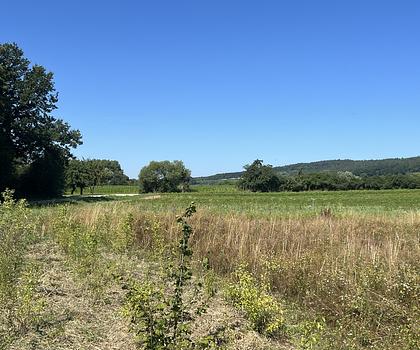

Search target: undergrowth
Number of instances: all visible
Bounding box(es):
[225,265,285,337]
[0,190,42,346]
[123,203,219,349]
[3,193,419,349]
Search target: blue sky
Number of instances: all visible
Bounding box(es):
[2,0,419,177]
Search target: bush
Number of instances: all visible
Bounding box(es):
[139,160,191,193]
[225,266,285,337]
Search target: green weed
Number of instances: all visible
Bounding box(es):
[225,266,285,337]
[123,203,214,349]
[0,190,40,343]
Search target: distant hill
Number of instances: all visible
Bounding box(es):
[193,156,420,183]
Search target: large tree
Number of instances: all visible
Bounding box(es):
[139,160,191,193]
[0,43,81,196]
[238,159,281,192]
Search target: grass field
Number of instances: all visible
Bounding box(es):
[65,185,420,216]
[2,187,420,349]
[114,187,420,217]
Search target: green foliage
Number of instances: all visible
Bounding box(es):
[113,212,135,253]
[293,319,325,350]
[139,160,191,193]
[52,205,99,277]
[124,203,211,349]
[225,266,285,337]
[0,189,41,342]
[0,42,82,196]
[19,147,67,198]
[13,263,45,334]
[65,159,91,194]
[197,156,420,182]
[124,280,174,349]
[87,159,128,187]
[66,158,129,195]
[278,172,420,192]
[238,159,281,192]
[236,161,420,193]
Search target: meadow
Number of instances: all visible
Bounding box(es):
[1,187,419,349]
[115,186,420,217]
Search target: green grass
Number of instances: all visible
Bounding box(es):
[63,184,420,217]
[122,187,420,217]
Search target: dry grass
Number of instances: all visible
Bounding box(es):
[42,202,419,348]
[3,201,294,350]
[8,240,137,350]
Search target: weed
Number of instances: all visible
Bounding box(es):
[124,203,214,349]
[293,318,325,350]
[49,204,107,299]
[113,212,135,253]
[225,265,285,337]
[0,189,40,343]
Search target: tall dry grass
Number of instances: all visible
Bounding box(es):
[41,203,420,348]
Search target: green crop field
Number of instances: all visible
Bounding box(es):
[107,186,420,218]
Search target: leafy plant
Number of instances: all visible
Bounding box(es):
[0,189,40,342]
[124,202,208,349]
[225,265,285,337]
[294,318,325,350]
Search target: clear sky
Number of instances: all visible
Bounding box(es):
[2,0,419,177]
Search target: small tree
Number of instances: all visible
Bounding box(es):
[238,159,280,192]
[139,161,191,193]
[65,159,91,195]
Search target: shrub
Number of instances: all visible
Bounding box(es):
[225,265,285,337]
[123,203,207,349]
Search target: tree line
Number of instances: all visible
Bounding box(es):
[196,156,420,183]
[2,43,419,198]
[66,159,130,195]
[238,160,420,192]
